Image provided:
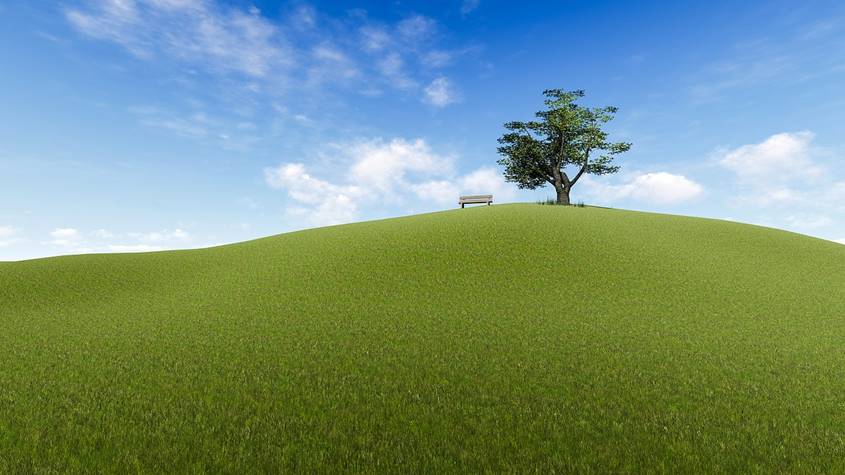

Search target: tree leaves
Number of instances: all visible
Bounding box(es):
[497,89,631,193]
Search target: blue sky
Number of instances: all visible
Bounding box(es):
[1,0,844,260]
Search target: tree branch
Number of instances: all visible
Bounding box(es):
[521,124,536,142]
[570,147,591,185]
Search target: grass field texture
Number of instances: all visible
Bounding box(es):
[2,204,845,472]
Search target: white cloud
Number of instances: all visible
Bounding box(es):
[422,50,453,68]
[287,195,359,227]
[357,14,467,97]
[106,244,164,252]
[746,187,800,206]
[50,228,79,239]
[397,15,435,41]
[265,138,516,226]
[784,214,833,231]
[411,180,459,205]
[91,228,115,239]
[147,0,203,11]
[709,131,845,241]
[715,132,843,210]
[360,26,390,52]
[718,131,823,183]
[66,3,466,118]
[834,238,845,245]
[585,172,704,205]
[460,167,515,199]
[423,77,458,107]
[0,226,18,247]
[66,0,290,77]
[292,114,314,126]
[49,226,190,250]
[349,138,451,193]
[128,228,190,242]
[308,43,360,85]
[5,224,208,259]
[413,168,515,205]
[265,163,362,226]
[265,162,363,208]
[377,52,417,89]
[49,228,81,246]
[312,44,347,63]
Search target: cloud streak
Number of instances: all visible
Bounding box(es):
[66,1,466,109]
[66,0,290,77]
[423,77,459,107]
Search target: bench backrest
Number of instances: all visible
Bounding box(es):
[459,195,493,201]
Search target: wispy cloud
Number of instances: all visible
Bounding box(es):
[421,50,454,68]
[66,2,472,134]
[351,12,472,101]
[307,42,360,86]
[66,0,290,77]
[460,0,481,15]
[423,76,459,107]
[128,105,262,150]
[376,52,417,89]
[689,21,845,103]
[691,54,794,103]
[360,25,390,52]
[397,14,436,41]
[65,1,461,95]
[289,4,316,31]
[37,224,198,255]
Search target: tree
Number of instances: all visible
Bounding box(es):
[497,89,631,205]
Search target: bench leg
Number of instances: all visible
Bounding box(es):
[461,203,464,208]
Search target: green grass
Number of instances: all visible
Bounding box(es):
[2,204,845,473]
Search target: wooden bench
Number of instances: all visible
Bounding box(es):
[458,194,493,208]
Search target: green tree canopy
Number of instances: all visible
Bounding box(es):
[497,89,631,205]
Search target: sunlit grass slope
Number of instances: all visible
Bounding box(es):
[2,204,845,472]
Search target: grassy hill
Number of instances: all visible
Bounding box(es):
[2,204,845,472]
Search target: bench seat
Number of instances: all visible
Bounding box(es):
[458,195,493,208]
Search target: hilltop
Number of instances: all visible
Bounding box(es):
[2,204,844,472]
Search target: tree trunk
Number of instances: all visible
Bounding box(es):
[552,166,572,205]
[555,186,571,205]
